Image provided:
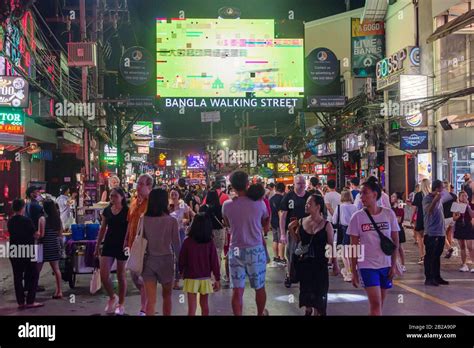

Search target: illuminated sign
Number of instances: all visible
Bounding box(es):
[187,154,206,169]
[400,131,428,150]
[376,46,420,90]
[156,18,304,109]
[0,108,25,134]
[351,18,385,77]
[277,162,295,173]
[132,121,153,137]
[0,76,29,108]
[137,146,150,154]
[158,152,167,167]
[103,145,117,164]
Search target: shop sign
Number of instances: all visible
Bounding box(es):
[0,157,12,171]
[0,107,24,134]
[0,76,29,108]
[103,145,117,164]
[132,121,153,137]
[307,95,346,109]
[376,46,420,90]
[306,48,339,86]
[158,153,167,167]
[400,131,428,150]
[137,146,150,154]
[31,150,53,161]
[344,134,361,152]
[277,163,295,173]
[317,142,336,156]
[316,164,323,175]
[351,18,385,78]
[120,46,153,86]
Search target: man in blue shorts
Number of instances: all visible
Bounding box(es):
[222,171,269,316]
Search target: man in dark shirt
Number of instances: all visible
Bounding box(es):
[25,186,44,230]
[307,177,323,196]
[279,175,311,287]
[269,183,285,265]
[8,199,43,309]
[442,182,458,259]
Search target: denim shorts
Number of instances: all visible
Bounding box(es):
[228,245,266,289]
[359,267,392,289]
[271,226,280,243]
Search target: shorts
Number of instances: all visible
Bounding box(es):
[229,245,266,289]
[271,226,280,243]
[359,267,392,289]
[183,278,213,295]
[212,229,226,252]
[101,244,128,261]
[142,254,175,284]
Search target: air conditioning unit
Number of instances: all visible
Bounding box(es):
[67,42,97,67]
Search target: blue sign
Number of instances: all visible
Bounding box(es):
[306,48,339,86]
[400,131,428,150]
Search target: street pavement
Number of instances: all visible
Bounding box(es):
[1,225,474,316]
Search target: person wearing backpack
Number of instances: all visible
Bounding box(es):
[347,177,400,316]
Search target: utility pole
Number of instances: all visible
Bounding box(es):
[80,0,90,179]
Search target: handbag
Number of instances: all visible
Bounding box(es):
[125,216,148,275]
[294,219,316,260]
[364,209,396,256]
[90,267,101,295]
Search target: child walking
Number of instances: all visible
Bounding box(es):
[178,213,221,316]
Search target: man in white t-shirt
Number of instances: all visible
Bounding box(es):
[324,179,341,222]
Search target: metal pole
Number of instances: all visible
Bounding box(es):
[80,0,90,179]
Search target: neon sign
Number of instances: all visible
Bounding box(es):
[0,108,25,135]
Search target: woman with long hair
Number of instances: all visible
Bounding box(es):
[142,189,181,316]
[453,191,474,272]
[179,213,221,315]
[95,187,129,315]
[200,190,225,268]
[391,192,406,272]
[412,178,431,264]
[288,194,339,316]
[348,177,400,316]
[37,199,63,299]
[101,175,121,202]
[169,188,194,289]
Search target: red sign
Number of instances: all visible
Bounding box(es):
[0,124,24,134]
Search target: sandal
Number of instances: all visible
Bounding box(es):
[26,302,44,309]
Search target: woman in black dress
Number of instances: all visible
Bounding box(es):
[37,199,63,299]
[95,187,129,315]
[453,191,474,272]
[288,194,339,316]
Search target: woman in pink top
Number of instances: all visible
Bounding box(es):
[141,189,180,316]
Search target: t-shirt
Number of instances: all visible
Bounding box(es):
[412,192,425,224]
[443,192,457,219]
[102,206,129,249]
[324,191,341,222]
[8,215,36,247]
[351,189,360,200]
[332,203,357,226]
[269,193,284,229]
[222,196,268,249]
[170,201,191,230]
[279,191,311,230]
[25,201,44,230]
[423,194,445,236]
[463,181,473,202]
[56,195,72,226]
[347,208,400,269]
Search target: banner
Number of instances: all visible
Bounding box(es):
[351,18,385,78]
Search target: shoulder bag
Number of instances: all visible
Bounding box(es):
[364,209,396,256]
[125,216,148,275]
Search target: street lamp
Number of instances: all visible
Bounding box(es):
[221,140,228,147]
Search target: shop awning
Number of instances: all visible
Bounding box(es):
[361,0,389,24]
[427,9,474,43]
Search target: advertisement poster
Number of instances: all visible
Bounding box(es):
[417,153,432,183]
[84,181,98,207]
[351,18,385,78]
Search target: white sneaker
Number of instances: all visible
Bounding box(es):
[459,264,470,272]
[470,268,474,273]
[114,304,125,316]
[340,268,348,278]
[401,265,407,272]
[138,310,146,316]
[343,274,352,282]
[105,295,118,314]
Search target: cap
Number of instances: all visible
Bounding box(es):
[26,186,41,198]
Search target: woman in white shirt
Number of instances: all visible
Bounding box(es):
[332,190,357,282]
[347,177,400,316]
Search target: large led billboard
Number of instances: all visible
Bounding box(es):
[156,18,304,108]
